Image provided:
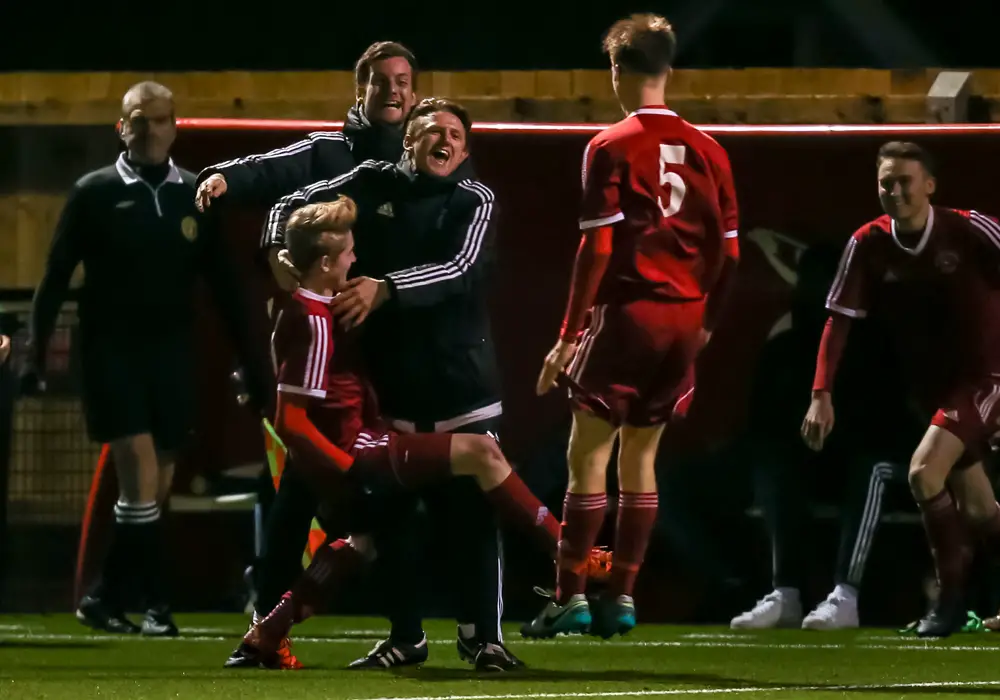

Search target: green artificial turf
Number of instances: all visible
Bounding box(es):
[2,614,1000,699]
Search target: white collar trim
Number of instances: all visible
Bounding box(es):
[890,206,935,256]
[295,288,334,304]
[629,107,678,118]
[115,152,183,186]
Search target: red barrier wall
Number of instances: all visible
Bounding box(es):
[171,120,1000,490]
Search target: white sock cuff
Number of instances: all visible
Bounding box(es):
[775,587,800,601]
[833,583,859,600]
[114,500,160,524]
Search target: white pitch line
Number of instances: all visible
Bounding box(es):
[361,680,1000,700]
[1,632,999,653]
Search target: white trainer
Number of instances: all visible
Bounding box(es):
[730,590,803,630]
[802,592,859,630]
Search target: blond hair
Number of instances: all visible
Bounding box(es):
[285,196,358,272]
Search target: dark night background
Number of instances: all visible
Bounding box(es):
[0,0,994,72]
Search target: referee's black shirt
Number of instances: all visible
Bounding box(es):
[29,154,265,399]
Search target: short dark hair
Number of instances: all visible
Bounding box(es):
[285,197,357,272]
[354,41,418,92]
[403,97,472,142]
[603,13,677,76]
[877,141,936,177]
[121,80,173,118]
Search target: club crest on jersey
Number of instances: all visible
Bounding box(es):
[376,202,394,218]
[181,216,198,241]
[935,249,959,273]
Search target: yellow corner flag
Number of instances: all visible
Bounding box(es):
[261,417,327,568]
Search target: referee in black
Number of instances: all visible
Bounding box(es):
[23,81,268,636]
[263,98,518,671]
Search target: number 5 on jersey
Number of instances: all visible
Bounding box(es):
[658,144,686,219]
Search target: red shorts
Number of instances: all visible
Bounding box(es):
[351,429,453,489]
[929,376,1000,462]
[315,429,453,534]
[566,298,705,427]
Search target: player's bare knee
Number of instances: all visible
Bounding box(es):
[908,458,946,500]
[453,434,509,488]
[474,435,509,489]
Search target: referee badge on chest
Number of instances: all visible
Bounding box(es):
[181,216,198,242]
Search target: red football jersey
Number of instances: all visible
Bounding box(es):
[827,206,1000,397]
[580,106,739,304]
[271,288,369,451]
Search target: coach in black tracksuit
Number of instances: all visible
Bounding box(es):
[264,98,518,671]
[197,47,514,669]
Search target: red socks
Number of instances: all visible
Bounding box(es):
[556,492,607,603]
[256,539,366,646]
[917,490,972,602]
[485,472,561,557]
[610,491,658,598]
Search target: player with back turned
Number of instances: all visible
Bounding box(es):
[525,13,740,639]
[802,141,1000,637]
[22,82,268,636]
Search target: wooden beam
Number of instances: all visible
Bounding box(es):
[1,70,998,126]
[926,71,972,123]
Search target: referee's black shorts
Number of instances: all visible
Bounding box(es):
[79,329,195,452]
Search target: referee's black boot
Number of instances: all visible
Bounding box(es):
[141,604,179,637]
[348,634,428,669]
[473,641,524,672]
[916,596,966,638]
[75,595,140,635]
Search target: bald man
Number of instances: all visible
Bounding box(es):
[24,81,269,636]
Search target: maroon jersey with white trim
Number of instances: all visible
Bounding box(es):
[271,287,368,450]
[579,107,739,304]
[827,206,1000,396]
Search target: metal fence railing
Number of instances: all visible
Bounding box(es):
[0,294,97,610]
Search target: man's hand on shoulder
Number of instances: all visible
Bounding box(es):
[195,174,227,212]
[330,277,390,329]
[269,248,301,292]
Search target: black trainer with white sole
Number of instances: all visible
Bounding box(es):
[141,605,179,637]
[348,634,429,669]
[474,642,525,672]
[75,595,140,634]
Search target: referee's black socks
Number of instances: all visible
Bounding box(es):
[94,501,165,611]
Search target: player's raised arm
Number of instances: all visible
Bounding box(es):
[801,230,872,451]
